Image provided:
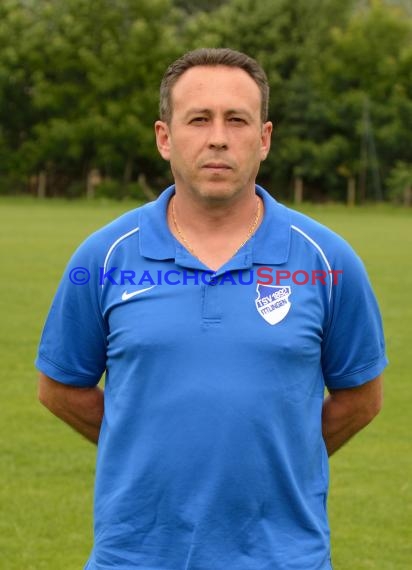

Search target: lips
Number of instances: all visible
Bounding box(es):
[202,162,232,170]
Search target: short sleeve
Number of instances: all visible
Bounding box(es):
[322,244,388,389]
[35,237,108,387]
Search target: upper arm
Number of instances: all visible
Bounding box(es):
[322,238,387,390]
[37,372,104,444]
[327,374,384,420]
[38,372,65,410]
[38,372,95,410]
[35,237,108,387]
[38,372,56,403]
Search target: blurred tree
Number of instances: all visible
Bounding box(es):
[387,161,412,205]
[0,0,39,191]
[31,0,183,196]
[0,0,411,200]
[173,0,227,13]
[317,0,412,200]
[184,0,359,199]
[185,0,412,201]
[1,0,183,196]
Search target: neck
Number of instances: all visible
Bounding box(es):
[168,189,263,271]
[172,184,259,230]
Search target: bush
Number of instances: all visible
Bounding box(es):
[94,180,123,200]
[0,175,26,195]
[94,180,146,201]
[387,162,412,205]
[66,181,86,199]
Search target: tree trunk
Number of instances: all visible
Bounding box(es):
[293,176,303,204]
[123,157,133,185]
[404,185,412,207]
[347,177,356,207]
[138,173,156,201]
[37,170,47,199]
[86,168,101,199]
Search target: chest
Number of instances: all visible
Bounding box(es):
[101,265,328,365]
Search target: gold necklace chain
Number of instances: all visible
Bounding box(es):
[171,195,261,260]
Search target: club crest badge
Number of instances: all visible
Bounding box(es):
[255,284,292,325]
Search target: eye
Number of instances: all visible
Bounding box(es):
[229,117,247,125]
[190,117,208,124]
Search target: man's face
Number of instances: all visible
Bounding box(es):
[155,65,272,204]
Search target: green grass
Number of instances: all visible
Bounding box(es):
[0,197,410,569]
[297,203,412,569]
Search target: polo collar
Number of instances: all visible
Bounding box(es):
[139,185,291,269]
[139,185,176,261]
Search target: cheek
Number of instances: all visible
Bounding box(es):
[171,136,203,163]
[169,146,198,177]
[239,140,264,164]
[170,147,191,167]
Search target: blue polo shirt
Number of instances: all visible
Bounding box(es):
[36,186,387,570]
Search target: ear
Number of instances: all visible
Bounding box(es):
[155,120,171,161]
[260,121,273,161]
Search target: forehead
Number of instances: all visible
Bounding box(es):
[170,65,261,116]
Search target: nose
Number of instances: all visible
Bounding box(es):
[208,119,228,150]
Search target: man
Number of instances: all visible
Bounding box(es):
[37,48,387,569]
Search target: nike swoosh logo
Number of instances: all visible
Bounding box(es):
[121,286,156,301]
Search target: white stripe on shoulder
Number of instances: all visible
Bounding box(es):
[291,224,333,302]
[102,227,140,285]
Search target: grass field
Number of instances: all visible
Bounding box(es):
[0,197,410,569]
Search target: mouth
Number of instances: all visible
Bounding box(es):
[202,162,233,171]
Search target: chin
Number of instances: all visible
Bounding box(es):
[193,183,244,203]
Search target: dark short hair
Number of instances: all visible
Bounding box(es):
[159,48,269,124]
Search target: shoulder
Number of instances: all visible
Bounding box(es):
[70,198,159,266]
[84,205,142,250]
[287,206,346,248]
[259,186,358,262]
[283,205,363,268]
